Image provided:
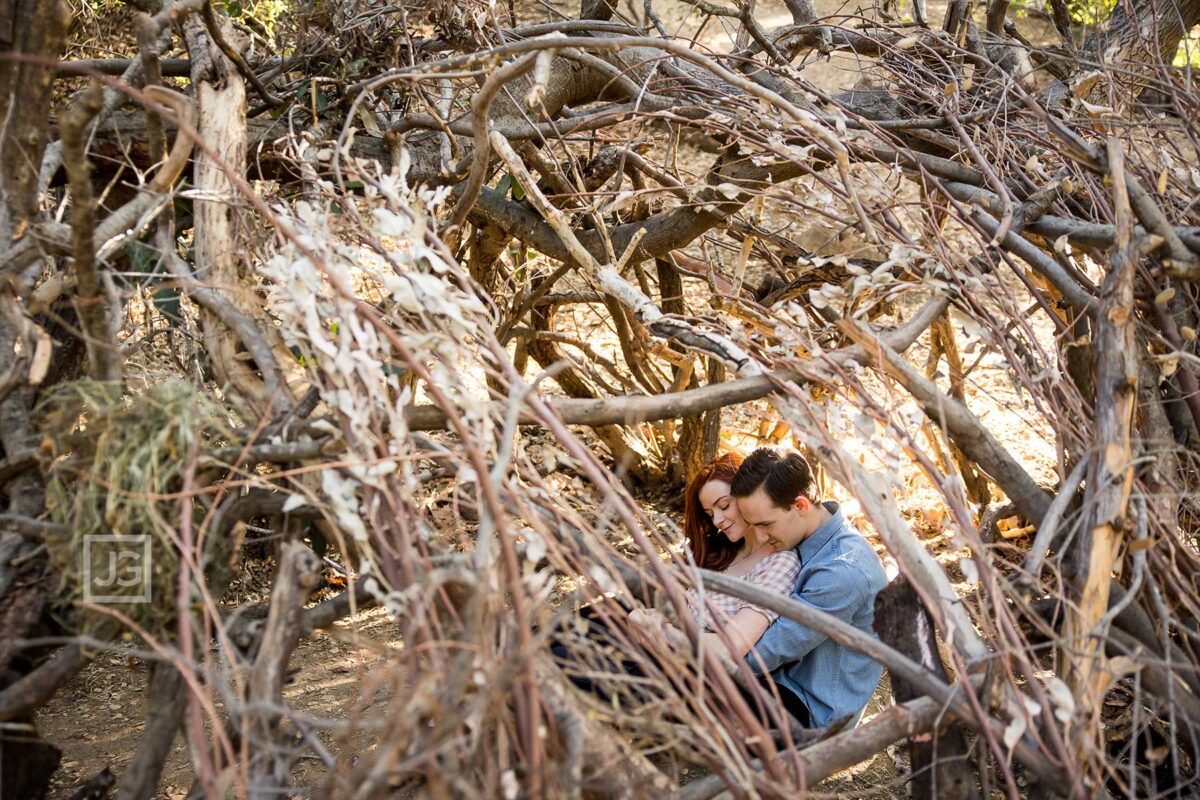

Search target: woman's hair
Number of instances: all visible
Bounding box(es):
[683,452,745,572]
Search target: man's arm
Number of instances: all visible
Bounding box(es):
[745,564,868,673]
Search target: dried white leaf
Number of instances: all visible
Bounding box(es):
[281,493,309,513]
[1003,712,1027,751]
[523,530,547,564]
[1045,676,1076,723]
[715,182,742,200]
[501,770,519,800]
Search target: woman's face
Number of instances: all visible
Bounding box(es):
[699,479,749,545]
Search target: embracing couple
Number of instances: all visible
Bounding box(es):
[636,448,888,729]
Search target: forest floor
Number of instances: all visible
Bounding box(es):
[40,0,1064,796]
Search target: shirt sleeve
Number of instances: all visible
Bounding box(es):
[737,552,801,624]
[746,561,867,674]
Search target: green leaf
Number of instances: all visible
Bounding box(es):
[496,172,525,200]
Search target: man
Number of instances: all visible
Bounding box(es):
[729,447,887,728]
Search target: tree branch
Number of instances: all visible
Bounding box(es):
[407,295,948,429]
[61,81,121,383]
[839,318,1054,525]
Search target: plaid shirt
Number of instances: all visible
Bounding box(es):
[688,550,801,631]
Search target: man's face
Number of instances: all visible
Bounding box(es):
[736,487,808,551]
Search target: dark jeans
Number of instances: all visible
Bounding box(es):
[549,604,812,728]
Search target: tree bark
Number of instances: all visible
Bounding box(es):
[875,578,978,800]
[116,663,188,800]
[0,0,69,245]
[243,541,322,799]
[184,16,293,419]
[1062,141,1141,764]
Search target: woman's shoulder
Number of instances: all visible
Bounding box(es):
[758,549,800,567]
[747,548,800,577]
[743,548,801,597]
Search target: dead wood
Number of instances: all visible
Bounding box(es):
[17,0,1200,794]
[62,80,121,384]
[875,577,978,800]
[242,541,322,799]
[408,295,948,430]
[115,663,188,800]
[0,644,85,722]
[677,694,957,799]
[840,319,1054,526]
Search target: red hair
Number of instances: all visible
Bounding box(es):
[684,452,745,571]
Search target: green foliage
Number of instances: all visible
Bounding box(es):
[1175,27,1200,67]
[1066,0,1117,26]
[221,0,288,32]
[496,172,526,201]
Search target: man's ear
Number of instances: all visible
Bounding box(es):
[792,496,810,513]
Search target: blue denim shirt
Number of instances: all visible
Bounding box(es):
[746,501,887,727]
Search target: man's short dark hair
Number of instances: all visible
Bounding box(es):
[730,448,817,508]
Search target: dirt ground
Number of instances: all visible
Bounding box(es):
[39,575,908,798]
[38,0,1065,796]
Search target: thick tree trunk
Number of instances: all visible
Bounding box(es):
[0,0,69,245]
[1089,0,1200,65]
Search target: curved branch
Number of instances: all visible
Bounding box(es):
[2,86,197,285]
[443,53,537,234]
[407,294,948,429]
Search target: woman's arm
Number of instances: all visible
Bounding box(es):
[704,607,772,660]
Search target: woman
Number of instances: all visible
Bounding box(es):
[628,453,809,723]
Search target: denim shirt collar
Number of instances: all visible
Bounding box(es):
[797,501,843,565]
